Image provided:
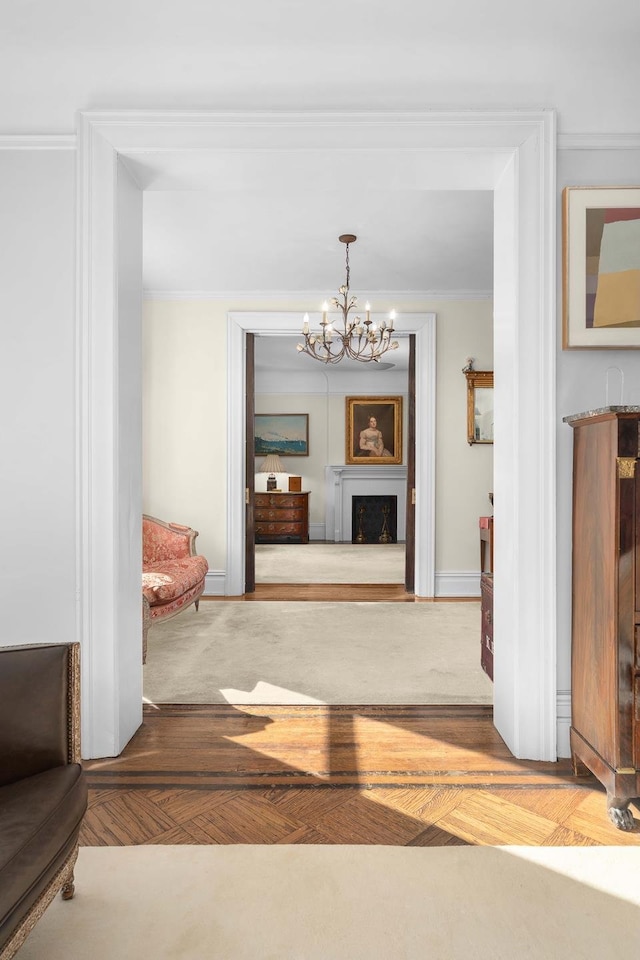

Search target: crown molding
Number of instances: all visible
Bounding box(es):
[0,134,76,150]
[143,289,493,302]
[559,132,640,150]
[3,129,639,153]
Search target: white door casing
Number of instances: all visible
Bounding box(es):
[77,110,556,761]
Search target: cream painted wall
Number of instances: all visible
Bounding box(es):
[142,300,226,570]
[143,297,493,578]
[435,301,494,570]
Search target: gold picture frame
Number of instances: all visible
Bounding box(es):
[464,370,493,445]
[562,186,640,349]
[345,396,403,465]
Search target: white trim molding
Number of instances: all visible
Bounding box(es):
[435,572,481,598]
[78,109,556,762]
[558,132,640,151]
[227,312,436,599]
[203,571,226,596]
[556,690,572,759]
[0,135,76,150]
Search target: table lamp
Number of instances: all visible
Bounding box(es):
[260,454,285,491]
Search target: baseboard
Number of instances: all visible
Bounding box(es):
[309,523,326,541]
[207,567,481,596]
[435,571,481,598]
[203,571,226,596]
[556,690,572,758]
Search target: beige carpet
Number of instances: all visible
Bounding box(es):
[255,542,405,583]
[18,845,640,960]
[144,601,492,705]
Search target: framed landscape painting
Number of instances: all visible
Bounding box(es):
[563,186,640,348]
[255,414,309,457]
[345,396,403,465]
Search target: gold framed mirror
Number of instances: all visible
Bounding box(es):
[464,370,494,445]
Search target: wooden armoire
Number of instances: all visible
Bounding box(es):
[565,406,640,830]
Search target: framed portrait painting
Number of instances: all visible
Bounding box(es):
[345,396,403,465]
[254,414,309,456]
[563,186,640,348]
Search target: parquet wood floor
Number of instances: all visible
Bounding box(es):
[81,704,640,847]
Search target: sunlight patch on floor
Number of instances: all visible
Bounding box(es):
[220,682,326,705]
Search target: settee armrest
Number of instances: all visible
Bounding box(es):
[0,643,80,788]
[143,513,200,563]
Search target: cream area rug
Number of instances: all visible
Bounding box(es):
[144,601,493,705]
[18,846,640,960]
[255,542,405,583]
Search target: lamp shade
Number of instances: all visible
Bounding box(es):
[259,454,285,474]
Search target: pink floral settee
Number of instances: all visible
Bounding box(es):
[142,515,208,662]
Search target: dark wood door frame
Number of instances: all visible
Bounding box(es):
[244,332,256,593]
[405,334,416,593]
[245,333,416,594]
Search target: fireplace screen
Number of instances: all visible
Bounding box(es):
[351,495,397,544]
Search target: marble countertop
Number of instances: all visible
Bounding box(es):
[563,405,640,424]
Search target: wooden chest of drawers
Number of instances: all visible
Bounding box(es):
[565,407,640,829]
[254,492,309,543]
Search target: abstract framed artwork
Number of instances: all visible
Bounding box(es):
[345,396,403,465]
[255,414,309,456]
[563,186,640,348]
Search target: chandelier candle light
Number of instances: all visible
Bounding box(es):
[297,235,399,364]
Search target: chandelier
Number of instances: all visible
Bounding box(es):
[296,234,399,364]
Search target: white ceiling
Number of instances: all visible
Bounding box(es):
[142,188,494,295]
[134,138,496,313]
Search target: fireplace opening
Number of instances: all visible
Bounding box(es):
[351,495,397,544]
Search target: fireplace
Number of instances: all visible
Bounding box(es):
[324,465,407,542]
[351,495,397,544]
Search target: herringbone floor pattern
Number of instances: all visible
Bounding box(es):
[81,704,640,847]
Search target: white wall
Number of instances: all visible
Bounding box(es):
[0,148,77,645]
[556,148,640,719]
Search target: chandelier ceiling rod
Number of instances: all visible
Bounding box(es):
[296,234,399,365]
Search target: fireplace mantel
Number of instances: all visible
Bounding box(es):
[325,464,408,542]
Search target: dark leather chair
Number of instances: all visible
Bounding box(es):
[0,643,87,960]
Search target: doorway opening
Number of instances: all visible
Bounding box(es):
[78,110,556,762]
